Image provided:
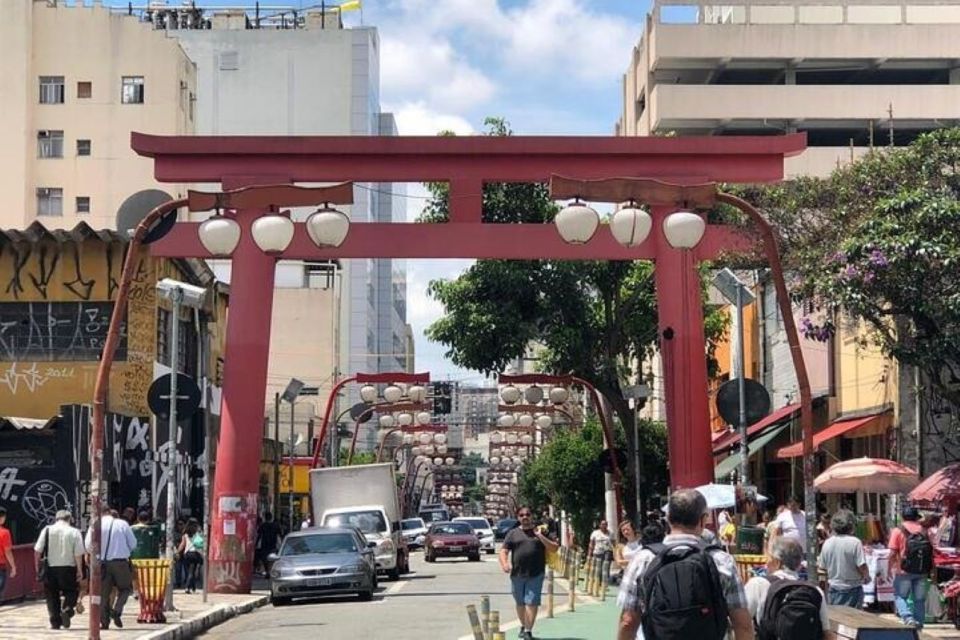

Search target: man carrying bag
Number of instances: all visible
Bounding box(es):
[34,510,85,629]
[85,505,137,629]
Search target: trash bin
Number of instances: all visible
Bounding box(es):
[736,526,766,554]
[132,559,171,623]
[733,554,767,584]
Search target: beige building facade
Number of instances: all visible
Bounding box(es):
[618,0,960,177]
[0,0,195,230]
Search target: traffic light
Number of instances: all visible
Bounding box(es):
[432,382,452,415]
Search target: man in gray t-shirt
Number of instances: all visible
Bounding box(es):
[818,510,869,608]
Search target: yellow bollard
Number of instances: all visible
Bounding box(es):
[569,552,578,612]
[546,567,555,618]
[493,634,506,640]
[480,594,490,639]
[489,610,500,637]
[466,605,485,640]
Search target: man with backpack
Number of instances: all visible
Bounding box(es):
[887,506,935,629]
[746,537,835,640]
[616,489,754,640]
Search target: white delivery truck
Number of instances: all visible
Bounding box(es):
[309,463,409,579]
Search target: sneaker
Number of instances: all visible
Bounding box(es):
[523,631,535,640]
[62,608,74,629]
[518,628,526,639]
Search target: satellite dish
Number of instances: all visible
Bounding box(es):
[716,378,771,427]
[116,189,177,244]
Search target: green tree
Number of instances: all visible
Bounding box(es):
[338,448,377,466]
[732,129,960,408]
[425,118,727,518]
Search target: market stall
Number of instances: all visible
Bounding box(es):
[910,463,960,627]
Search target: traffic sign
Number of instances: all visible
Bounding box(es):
[715,378,771,427]
[148,373,202,420]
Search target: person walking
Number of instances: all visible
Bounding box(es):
[614,520,642,570]
[0,507,17,599]
[131,510,161,560]
[255,512,282,577]
[888,506,935,629]
[85,505,137,629]
[178,519,204,594]
[499,505,558,640]
[745,537,835,640]
[818,510,869,608]
[588,520,614,563]
[34,510,84,629]
[617,489,754,640]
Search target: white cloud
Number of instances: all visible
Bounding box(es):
[391,102,476,137]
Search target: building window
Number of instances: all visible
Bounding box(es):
[36,188,63,216]
[121,76,144,104]
[77,81,92,99]
[77,139,91,156]
[39,76,64,104]
[189,92,195,121]
[37,130,64,158]
[76,197,90,214]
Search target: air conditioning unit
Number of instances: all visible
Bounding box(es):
[38,130,50,138]
[37,188,52,196]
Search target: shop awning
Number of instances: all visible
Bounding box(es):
[776,412,890,459]
[714,421,791,480]
[712,403,800,455]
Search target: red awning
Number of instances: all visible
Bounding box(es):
[712,403,800,455]
[776,413,890,459]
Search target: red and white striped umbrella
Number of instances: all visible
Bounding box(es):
[814,457,919,494]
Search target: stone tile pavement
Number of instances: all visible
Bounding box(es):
[0,588,269,640]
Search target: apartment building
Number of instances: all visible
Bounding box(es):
[0,0,196,229]
[619,0,940,493]
[618,0,960,177]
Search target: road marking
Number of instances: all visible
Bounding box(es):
[385,580,409,595]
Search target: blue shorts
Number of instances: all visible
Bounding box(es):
[510,574,545,606]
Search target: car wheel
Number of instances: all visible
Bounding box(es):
[271,596,291,607]
[358,590,373,601]
[469,553,481,562]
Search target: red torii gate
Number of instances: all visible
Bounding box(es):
[133,132,805,593]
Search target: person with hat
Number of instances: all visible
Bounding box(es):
[34,510,85,629]
[887,506,936,629]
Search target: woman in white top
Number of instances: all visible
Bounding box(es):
[614,520,642,570]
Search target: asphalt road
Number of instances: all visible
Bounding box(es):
[199,549,525,640]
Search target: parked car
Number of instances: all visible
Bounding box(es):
[268,527,377,606]
[453,516,496,554]
[494,518,519,541]
[423,521,481,562]
[400,517,428,549]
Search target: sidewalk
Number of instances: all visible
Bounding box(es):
[0,588,269,640]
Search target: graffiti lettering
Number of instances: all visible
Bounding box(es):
[4,244,31,300]
[0,362,49,395]
[0,301,126,361]
[29,245,60,299]
[63,245,95,301]
[209,561,242,592]
[0,467,28,500]
[21,480,70,527]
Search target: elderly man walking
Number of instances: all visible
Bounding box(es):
[35,510,85,629]
[85,505,137,630]
[616,488,755,640]
[819,510,869,608]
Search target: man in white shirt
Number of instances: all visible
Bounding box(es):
[774,496,807,551]
[85,506,137,630]
[588,520,614,562]
[35,510,85,630]
[745,537,836,640]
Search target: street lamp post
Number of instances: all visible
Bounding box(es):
[281,379,305,532]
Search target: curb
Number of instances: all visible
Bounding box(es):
[139,595,271,640]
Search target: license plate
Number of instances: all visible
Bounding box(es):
[307,578,331,587]
[448,546,462,552]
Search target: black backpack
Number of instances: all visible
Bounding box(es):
[757,576,823,640]
[640,542,729,640]
[900,526,934,575]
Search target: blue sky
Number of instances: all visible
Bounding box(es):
[107,0,657,382]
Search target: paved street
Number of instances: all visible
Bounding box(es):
[199,550,578,640]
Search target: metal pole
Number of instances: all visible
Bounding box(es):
[198,309,211,604]
[164,286,182,612]
[634,418,642,519]
[289,401,295,532]
[274,393,280,514]
[737,283,749,486]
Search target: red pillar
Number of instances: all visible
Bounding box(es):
[653,208,714,489]
[208,209,278,593]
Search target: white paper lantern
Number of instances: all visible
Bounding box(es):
[490,456,501,465]
[517,414,534,428]
[611,205,653,247]
[536,415,554,430]
[383,385,403,403]
[498,414,517,428]
[305,206,350,248]
[422,445,435,456]
[444,457,455,466]
[524,385,544,404]
[378,414,395,428]
[402,434,414,445]
[433,457,444,466]
[520,434,533,446]
[500,385,522,404]
[397,412,414,426]
[490,432,503,444]
[407,384,427,403]
[549,386,569,404]
[411,446,422,456]
[434,433,447,445]
[436,445,448,455]
[555,200,600,244]
[505,433,518,445]
[416,411,432,426]
[198,216,241,257]
[251,214,294,254]
[663,211,706,249]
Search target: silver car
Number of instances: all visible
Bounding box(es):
[400,517,428,550]
[454,517,496,554]
[268,527,377,606]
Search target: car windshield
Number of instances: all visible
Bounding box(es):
[401,519,425,531]
[431,523,473,535]
[420,510,449,523]
[323,510,388,534]
[460,519,489,530]
[497,519,518,530]
[280,533,358,556]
